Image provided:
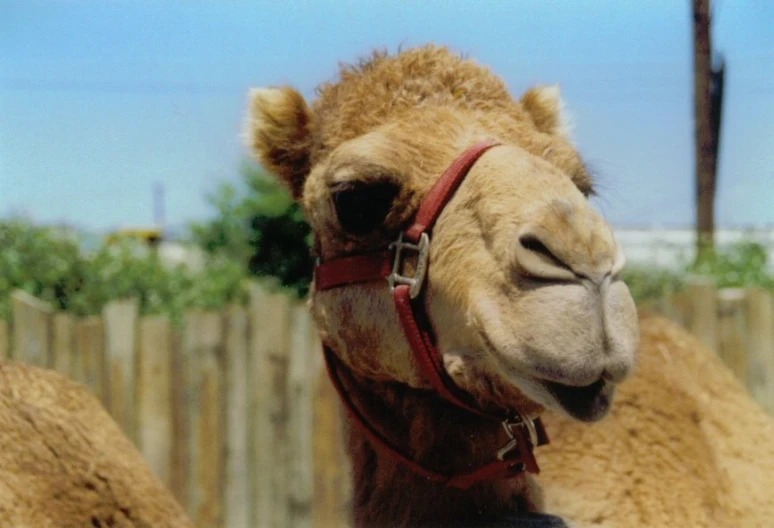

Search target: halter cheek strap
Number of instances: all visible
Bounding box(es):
[315,140,549,489]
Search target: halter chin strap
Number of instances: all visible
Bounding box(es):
[315,140,549,489]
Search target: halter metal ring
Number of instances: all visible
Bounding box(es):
[496,412,539,461]
[387,232,430,299]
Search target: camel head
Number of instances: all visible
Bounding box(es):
[247,46,639,423]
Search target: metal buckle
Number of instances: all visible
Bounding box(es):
[496,411,539,461]
[387,232,430,299]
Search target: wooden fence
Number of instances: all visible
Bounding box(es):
[641,278,774,413]
[0,286,351,528]
[1,279,773,527]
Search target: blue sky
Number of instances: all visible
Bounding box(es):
[1,0,772,232]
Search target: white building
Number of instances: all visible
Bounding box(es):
[613,227,774,270]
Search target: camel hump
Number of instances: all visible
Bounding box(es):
[0,360,191,528]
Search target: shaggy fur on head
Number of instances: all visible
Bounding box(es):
[250,46,593,198]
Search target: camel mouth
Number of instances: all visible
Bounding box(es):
[540,378,614,422]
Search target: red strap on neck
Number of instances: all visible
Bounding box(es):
[393,284,487,417]
[315,141,549,487]
[323,345,534,489]
[314,249,393,291]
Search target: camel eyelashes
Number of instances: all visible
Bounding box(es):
[332,181,401,235]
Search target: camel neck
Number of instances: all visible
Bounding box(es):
[337,369,543,528]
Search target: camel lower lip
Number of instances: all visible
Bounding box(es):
[541,378,612,422]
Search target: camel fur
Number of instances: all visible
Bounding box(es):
[248,45,774,527]
[0,360,191,527]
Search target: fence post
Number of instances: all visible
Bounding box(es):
[685,278,718,354]
[248,285,292,528]
[11,290,52,367]
[224,305,249,528]
[137,315,173,487]
[103,298,139,443]
[76,316,107,405]
[0,319,8,360]
[717,288,748,384]
[660,291,691,328]
[745,288,774,413]
[313,322,352,528]
[184,311,224,528]
[287,305,315,528]
[169,327,189,506]
[52,313,76,378]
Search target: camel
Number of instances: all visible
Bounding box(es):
[248,45,774,527]
[0,360,190,527]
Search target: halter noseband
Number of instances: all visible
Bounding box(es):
[314,140,549,490]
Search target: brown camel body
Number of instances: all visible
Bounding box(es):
[540,316,774,527]
[0,360,190,527]
[248,46,774,527]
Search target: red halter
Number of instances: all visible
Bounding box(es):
[315,140,549,490]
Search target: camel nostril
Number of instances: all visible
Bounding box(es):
[514,233,579,283]
[518,235,571,271]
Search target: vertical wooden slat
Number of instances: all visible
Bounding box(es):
[717,288,748,384]
[224,305,249,528]
[661,291,691,328]
[0,320,8,360]
[313,319,352,528]
[52,313,76,378]
[248,285,292,528]
[11,290,52,367]
[287,306,314,528]
[184,311,224,528]
[685,279,718,354]
[76,316,107,405]
[137,316,173,487]
[103,298,139,443]
[169,327,189,506]
[746,288,774,413]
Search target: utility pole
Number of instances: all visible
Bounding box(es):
[153,182,166,230]
[692,0,724,259]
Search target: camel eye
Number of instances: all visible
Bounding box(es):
[333,181,400,235]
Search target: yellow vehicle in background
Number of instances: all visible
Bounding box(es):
[104,227,163,248]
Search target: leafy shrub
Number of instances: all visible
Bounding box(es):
[622,266,685,303]
[0,218,250,323]
[689,241,774,290]
[190,162,314,297]
[622,240,774,303]
[0,219,84,319]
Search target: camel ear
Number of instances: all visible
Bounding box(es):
[246,87,312,199]
[520,85,571,138]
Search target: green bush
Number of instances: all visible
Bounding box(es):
[190,162,314,298]
[0,219,83,319]
[622,265,685,303]
[0,218,250,323]
[689,241,774,290]
[622,240,774,303]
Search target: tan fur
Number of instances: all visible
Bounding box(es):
[249,45,774,527]
[521,85,571,137]
[541,317,774,527]
[247,86,313,198]
[0,361,191,527]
